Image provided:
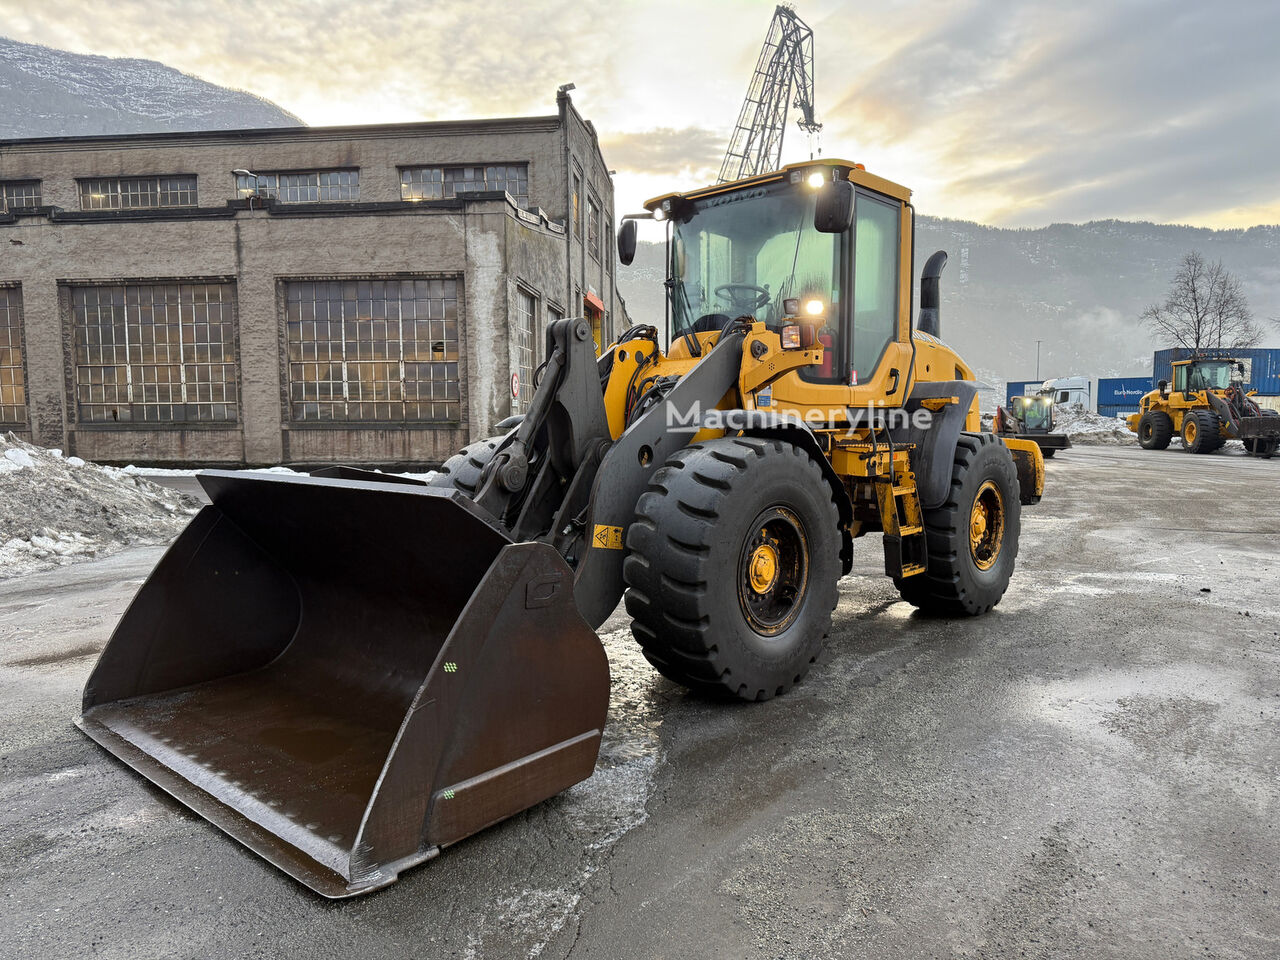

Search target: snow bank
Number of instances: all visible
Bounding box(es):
[1049,403,1134,445]
[982,403,1135,445]
[0,433,201,580]
[0,435,444,580]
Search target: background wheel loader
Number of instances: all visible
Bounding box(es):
[78,160,1045,897]
[993,392,1071,458]
[1128,356,1280,457]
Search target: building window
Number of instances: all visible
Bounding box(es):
[1,180,42,210]
[79,176,198,210]
[606,222,614,274]
[514,288,536,413]
[587,195,601,261]
[548,304,564,323]
[70,283,238,423]
[400,164,528,203]
[236,170,359,203]
[0,287,26,425]
[572,172,582,238]
[285,278,460,422]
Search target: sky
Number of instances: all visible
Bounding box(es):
[2,0,1277,233]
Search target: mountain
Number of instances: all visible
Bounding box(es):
[0,36,301,139]
[616,217,1280,384]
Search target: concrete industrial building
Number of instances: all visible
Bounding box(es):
[0,89,624,465]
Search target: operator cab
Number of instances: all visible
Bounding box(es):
[1012,395,1054,433]
[1174,358,1245,395]
[636,161,907,389]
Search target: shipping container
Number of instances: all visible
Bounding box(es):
[1005,380,1039,407]
[1097,377,1152,418]
[1152,347,1280,397]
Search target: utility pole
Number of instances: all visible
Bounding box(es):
[1035,339,1043,380]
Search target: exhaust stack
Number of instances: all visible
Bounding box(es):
[917,250,948,338]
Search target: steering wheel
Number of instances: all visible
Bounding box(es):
[714,283,770,312]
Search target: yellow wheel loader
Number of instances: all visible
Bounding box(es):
[77,160,1045,897]
[1127,356,1280,457]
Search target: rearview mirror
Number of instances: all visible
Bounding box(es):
[617,219,638,266]
[814,180,854,233]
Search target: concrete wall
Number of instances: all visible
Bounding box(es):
[0,117,566,216]
[1,198,569,465]
[558,93,624,345]
[0,102,627,466]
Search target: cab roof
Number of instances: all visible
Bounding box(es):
[643,158,912,212]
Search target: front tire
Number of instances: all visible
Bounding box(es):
[1138,411,1173,450]
[894,433,1021,616]
[623,437,841,701]
[1181,410,1219,454]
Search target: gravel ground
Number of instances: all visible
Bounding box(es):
[2,444,1279,959]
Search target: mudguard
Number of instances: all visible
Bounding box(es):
[888,380,979,510]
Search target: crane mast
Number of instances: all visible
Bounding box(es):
[718,4,822,183]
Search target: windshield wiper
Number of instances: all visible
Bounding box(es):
[665,276,703,357]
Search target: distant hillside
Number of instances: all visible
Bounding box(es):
[0,36,301,138]
[617,217,1280,383]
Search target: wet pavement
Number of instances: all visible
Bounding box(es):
[2,444,1278,958]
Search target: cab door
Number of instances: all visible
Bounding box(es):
[845,190,913,409]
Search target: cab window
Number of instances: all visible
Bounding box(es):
[1173,365,1187,393]
[851,193,900,384]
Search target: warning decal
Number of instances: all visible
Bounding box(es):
[592,524,624,550]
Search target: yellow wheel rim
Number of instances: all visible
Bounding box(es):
[969,480,1005,572]
[748,541,780,593]
[1185,419,1197,443]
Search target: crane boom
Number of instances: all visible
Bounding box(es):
[718,4,822,183]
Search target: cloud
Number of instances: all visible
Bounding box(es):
[818,0,1280,227]
[597,127,725,177]
[2,0,1277,228]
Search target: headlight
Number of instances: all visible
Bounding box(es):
[806,171,826,189]
[803,298,825,316]
[781,324,802,350]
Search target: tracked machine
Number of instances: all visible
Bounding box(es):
[78,160,1044,897]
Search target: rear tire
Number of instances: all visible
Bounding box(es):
[1181,410,1219,454]
[1137,411,1173,450]
[1042,447,1056,459]
[428,436,503,497]
[894,433,1021,616]
[623,437,841,701]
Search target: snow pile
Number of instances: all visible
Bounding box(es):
[0,433,201,579]
[1049,403,1134,445]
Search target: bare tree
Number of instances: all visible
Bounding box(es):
[1141,251,1262,352]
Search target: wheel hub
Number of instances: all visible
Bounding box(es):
[748,543,780,593]
[969,480,1004,572]
[738,507,809,636]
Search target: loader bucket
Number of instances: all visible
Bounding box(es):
[76,471,609,898]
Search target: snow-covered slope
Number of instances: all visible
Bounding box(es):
[0,35,302,139]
